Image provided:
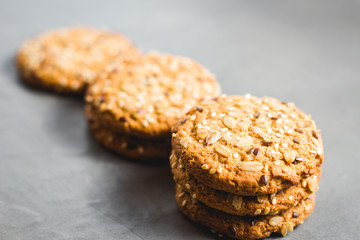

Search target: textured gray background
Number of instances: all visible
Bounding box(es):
[0,0,359,239]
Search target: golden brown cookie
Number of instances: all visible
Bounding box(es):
[170,151,320,216]
[172,95,323,196]
[176,185,315,240]
[86,106,170,162]
[85,51,220,139]
[17,26,140,94]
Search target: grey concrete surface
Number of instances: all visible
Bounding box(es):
[0,0,359,239]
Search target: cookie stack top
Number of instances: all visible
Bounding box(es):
[86,52,221,139]
[17,26,140,94]
[172,95,323,196]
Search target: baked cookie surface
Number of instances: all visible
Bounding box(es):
[170,152,320,216]
[17,26,139,94]
[86,52,220,139]
[172,95,323,195]
[176,186,315,240]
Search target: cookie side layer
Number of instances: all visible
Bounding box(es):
[176,186,315,240]
[170,152,320,216]
[87,114,170,162]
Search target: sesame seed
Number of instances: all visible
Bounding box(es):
[233,152,239,158]
[302,180,307,188]
[171,162,177,169]
[201,164,209,170]
[185,184,191,190]
[305,203,312,211]
[262,141,274,146]
[205,131,221,145]
[262,105,270,111]
[217,166,223,173]
[312,130,319,139]
[190,115,196,121]
[210,112,216,117]
[179,137,191,147]
[275,133,282,138]
[172,133,176,137]
[178,192,184,197]
[191,193,197,199]
[272,197,277,205]
[181,200,187,207]
[254,209,262,215]
[269,216,283,226]
[209,168,216,174]
[295,128,304,133]
[293,138,300,144]
[264,207,270,214]
[142,120,149,127]
[289,195,294,201]
[274,160,281,165]
[287,129,294,134]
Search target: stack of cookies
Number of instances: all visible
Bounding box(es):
[85,52,220,162]
[171,95,323,239]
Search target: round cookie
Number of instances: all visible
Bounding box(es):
[17,26,140,94]
[176,185,315,240]
[86,108,170,162]
[85,51,220,139]
[172,95,323,196]
[170,152,320,216]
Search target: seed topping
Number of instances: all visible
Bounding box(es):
[312,130,319,139]
[260,175,268,186]
[269,216,284,226]
[262,141,274,146]
[223,116,236,129]
[215,145,231,158]
[238,161,263,172]
[205,131,221,145]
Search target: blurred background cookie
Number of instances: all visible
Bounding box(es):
[16,26,140,94]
